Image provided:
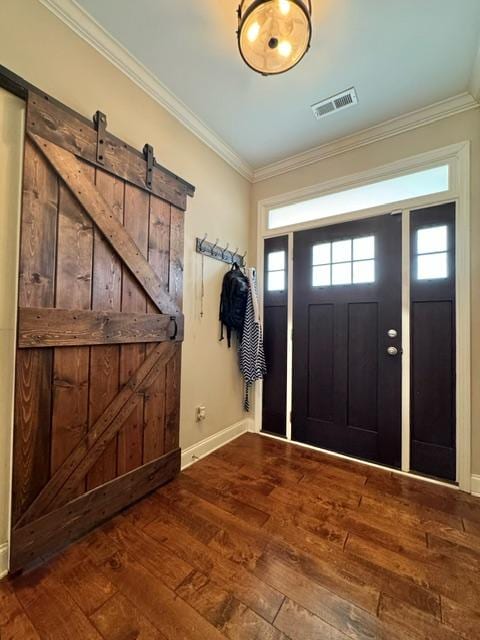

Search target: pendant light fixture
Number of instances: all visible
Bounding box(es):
[237,0,312,76]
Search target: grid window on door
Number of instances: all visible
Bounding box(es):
[312,236,375,286]
[267,250,286,291]
[416,225,448,280]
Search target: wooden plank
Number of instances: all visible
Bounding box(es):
[18,138,58,310]
[274,598,350,640]
[144,511,285,623]
[13,570,103,640]
[13,138,58,524]
[88,167,124,490]
[10,448,180,572]
[97,549,227,640]
[143,195,171,461]
[164,344,182,453]
[169,206,184,310]
[176,569,288,640]
[51,164,94,495]
[18,307,183,347]
[13,349,53,525]
[378,594,462,640]
[16,343,175,526]
[0,581,40,640]
[118,184,149,475]
[29,132,181,316]
[90,592,166,640]
[102,515,193,591]
[27,90,194,209]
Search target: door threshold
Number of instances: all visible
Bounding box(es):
[258,431,460,492]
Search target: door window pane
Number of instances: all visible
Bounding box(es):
[353,259,375,283]
[415,225,449,280]
[267,249,286,291]
[311,234,376,287]
[417,253,448,280]
[268,270,285,291]
[353,236,375,260]
[268,250,285,271]
[313,243,331,265]
[417,225,447,254]
[332,262,352,285]
[332,240,351,263]
[312,265,331,286]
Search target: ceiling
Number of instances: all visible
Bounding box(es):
[71,0,480,171]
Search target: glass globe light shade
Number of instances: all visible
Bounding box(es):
[237,0,312,75]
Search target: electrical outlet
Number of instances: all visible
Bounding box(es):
[196,405,206,422]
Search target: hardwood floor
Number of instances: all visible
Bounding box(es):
[2,432,480,639]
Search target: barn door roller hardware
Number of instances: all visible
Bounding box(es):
[93,110,107,165]
[143,143,155,190]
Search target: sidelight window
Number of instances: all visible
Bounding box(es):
[312,236,375,287]
[416,225,448,279]
[267,250,286,291]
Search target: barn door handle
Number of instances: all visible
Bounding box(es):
[169,316,178,340]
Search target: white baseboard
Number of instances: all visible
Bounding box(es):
[472,475,480,497]
[0,543,8,579]
[181,418,254,470]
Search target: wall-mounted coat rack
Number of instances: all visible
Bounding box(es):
[196,235,246,268]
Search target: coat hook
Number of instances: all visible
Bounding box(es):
[211,238,219,255]
[199,233,208,251]
[232,247,239,263]
[241,250,247,264]
[222,242,229,259]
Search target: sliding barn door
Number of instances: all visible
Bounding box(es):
[10,90,194,572]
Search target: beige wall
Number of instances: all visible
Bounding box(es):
[252,108,480,476]
[0,88,24,566]
[0,0,251,484]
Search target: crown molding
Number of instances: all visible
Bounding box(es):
[469,39,480,101]
[38,0,254,181]
[253,92,479,182]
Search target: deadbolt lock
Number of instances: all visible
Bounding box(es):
[387,329,398,338]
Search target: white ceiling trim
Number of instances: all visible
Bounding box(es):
[469,38,480,101]
[38,0,254,181]
[253,92,479,182]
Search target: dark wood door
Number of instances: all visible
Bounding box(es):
[410,203,456,480]
[292,214,402,467]
[10,89,194,571]
[262,235,288,436]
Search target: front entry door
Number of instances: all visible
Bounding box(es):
[292,214,402,467]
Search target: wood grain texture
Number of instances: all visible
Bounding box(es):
[27,90,194,209]
[10,447,180,572]
[11,91,189,575]
[118,184,149,475]
[6,434,480,640]
[13,137,58,524]
[29,132,180,316]
[16,343,176,527]
[87,168,124,490]
[51,163,94,494]
[19,307,183,347]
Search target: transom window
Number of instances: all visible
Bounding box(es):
[416,225,448,280]
[267,250,286,291]
[312,236,375,287]
[268,165,449,230]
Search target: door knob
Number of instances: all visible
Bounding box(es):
[387,346,399,356]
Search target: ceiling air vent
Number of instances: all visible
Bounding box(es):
[311,87,358,120]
